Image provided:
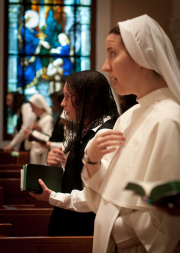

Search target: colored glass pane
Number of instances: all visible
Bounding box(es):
[6,0,93,134]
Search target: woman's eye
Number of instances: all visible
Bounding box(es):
[110,52,115,57]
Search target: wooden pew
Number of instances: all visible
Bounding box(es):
[0,187,3,207]
[0,223,13,237]
[0,151,29,165]
[0,164,23,170]
[0,170,20,178]
[0,165,22,179]
[0,208,53,236]
[0,178,51,207]
[3,204,35,209]
[0,236,93,253]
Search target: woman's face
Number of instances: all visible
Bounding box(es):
[6,93,13,108]
[61,83,76,121]
[102,33,140,96]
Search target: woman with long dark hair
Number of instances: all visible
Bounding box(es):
[4,92,36,151]
[30,70,120,236]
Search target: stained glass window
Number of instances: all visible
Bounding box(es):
[5,0,95,135]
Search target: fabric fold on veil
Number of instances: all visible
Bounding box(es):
[29,93,52,114]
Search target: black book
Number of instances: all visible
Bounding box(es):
[29,130,50,145]
[21,163,63,194]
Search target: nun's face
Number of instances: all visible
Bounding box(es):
[30,103,42,116]
[102,33,140,96]
[61,83,76,121]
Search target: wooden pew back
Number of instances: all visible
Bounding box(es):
[0,236,93,253]
[0,151,29,165]
[0,223,13,237]
[0,178,51,207]
[0,208,53,236]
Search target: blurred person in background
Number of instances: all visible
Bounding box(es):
[25,93,53,164]
[4,92,36,151]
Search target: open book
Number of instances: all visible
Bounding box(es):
[29,130,50,145]
[21,164,63,194]
[125,180,180,208]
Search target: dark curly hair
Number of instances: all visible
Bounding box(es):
[62,70,119,153]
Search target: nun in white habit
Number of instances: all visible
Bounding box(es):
[82,15,180,253]
[29,93,53,165]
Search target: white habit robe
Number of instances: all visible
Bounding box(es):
[82,88,180,253]
[30,112,53,165]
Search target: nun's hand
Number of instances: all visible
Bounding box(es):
[29,179,52,202]
[86,130,125,176]
[87,130,125,162]
[25,127,30,139]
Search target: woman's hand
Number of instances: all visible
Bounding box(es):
[47,147,66,167]
[24,127,30,139]
[4,144,13,152]
[86,130,125,176]
[29,179,52,202]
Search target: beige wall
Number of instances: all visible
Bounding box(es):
[111,0,180,59]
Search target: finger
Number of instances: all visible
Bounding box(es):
[97,130,124,138]
[98,140,124,150]
[101,147,117,155]
[38,179,47,190]
[49,149,59,155]
[98,135,125,143]
[48,153,66,161]
[47,159,61,166]
[48,156,64,163]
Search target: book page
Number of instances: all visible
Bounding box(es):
[126,180,167,196]
[20,169,24,190]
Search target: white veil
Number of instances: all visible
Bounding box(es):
[118,14,180,102]
[29,94,52,114]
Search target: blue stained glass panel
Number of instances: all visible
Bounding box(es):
[9,1,91,5]
[6,0,93,134]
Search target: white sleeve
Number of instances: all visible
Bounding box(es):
[49,128,111,213]
[49,188,92,213]
[10,103,36,147]
[82,159,108,193]
[82,128,111,192]
[50,142,64,150]
[81,128,112,213]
